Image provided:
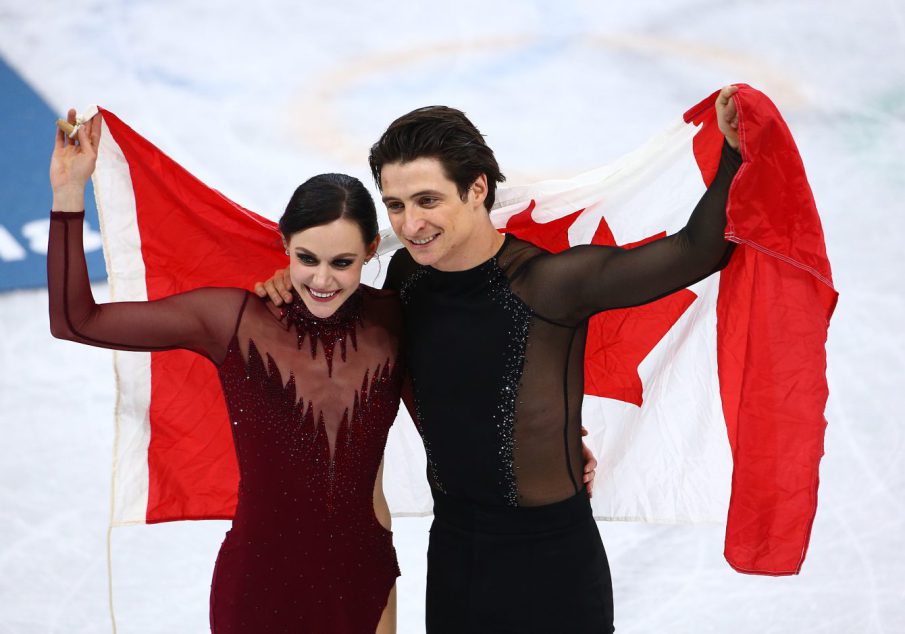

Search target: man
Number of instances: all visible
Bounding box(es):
[258,86,742,632]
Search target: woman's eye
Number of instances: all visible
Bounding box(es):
[332,259,353,269]
[297,254,317,265]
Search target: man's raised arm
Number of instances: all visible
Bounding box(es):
[517,86,743,324]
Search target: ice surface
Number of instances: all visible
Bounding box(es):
[2,1,904,632]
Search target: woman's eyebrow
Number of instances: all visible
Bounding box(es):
[293,248,359,259]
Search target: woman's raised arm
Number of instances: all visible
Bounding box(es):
[48,109,247,364]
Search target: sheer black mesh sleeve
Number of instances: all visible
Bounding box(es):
[48,211,248,365]
[514,141,743,324]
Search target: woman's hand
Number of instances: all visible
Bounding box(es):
[715,85,740,151]
[50,108,102,211]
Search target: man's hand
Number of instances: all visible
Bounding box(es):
[254,267,293,306]
[715,85,740,151]
[581,426,598,498]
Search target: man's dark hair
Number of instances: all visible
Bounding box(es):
[279,173,378,245]
[368,106,506,212]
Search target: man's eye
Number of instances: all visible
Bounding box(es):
[332,259,352,269]
[386,202,403,212]
[419,197,438,207]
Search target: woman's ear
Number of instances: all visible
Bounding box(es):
[366,234,381,261]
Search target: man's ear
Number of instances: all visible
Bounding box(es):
[470,173,488,209]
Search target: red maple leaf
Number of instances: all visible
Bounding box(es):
[503,202,696,407]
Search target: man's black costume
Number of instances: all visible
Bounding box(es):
[385,143,742,633]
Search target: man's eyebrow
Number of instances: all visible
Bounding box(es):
[381,190,445,203]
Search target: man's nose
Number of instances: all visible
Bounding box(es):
[402,207,427,236]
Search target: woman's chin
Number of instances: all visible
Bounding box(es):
[299,283,359,318]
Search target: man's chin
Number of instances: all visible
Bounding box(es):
[405,244,441,267]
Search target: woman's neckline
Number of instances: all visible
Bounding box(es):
[284,285,364,327]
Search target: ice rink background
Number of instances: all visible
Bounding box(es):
[2,1,905,632]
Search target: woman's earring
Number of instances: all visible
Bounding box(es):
[285,249,289,255]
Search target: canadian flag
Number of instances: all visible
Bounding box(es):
[90,85,835,576]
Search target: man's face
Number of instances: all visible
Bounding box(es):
[380,157,487,270]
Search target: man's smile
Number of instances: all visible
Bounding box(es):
[408,233,441,246]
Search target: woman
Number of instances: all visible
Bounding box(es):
[48,110,402,633]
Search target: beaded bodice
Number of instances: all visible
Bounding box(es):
[218,287,404,538]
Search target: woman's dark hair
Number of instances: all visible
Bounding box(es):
[279,173,379,245]
[368,106,506,212]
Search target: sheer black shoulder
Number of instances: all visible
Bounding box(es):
[383,247,418,292]
[495,236,547,283]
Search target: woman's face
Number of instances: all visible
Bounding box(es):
[285,218,377,319]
